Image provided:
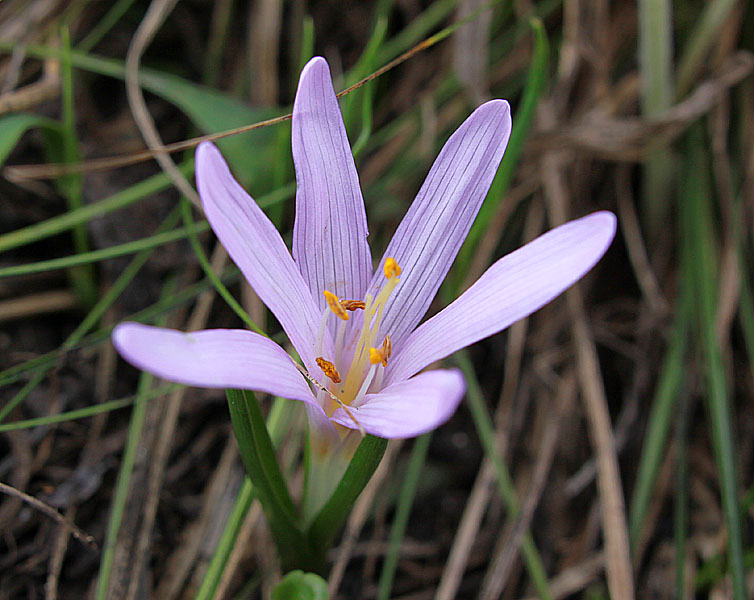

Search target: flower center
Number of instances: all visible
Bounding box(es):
[314,258,401,415]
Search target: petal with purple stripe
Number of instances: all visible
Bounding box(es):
[386,212,617,384]
[366,100,512,347]
[196,141,331,370]
[292,57,371,313]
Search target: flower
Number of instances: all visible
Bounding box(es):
[113,57,616,442]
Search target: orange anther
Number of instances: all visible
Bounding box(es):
[341,300,366,311]
[316,357,341,383]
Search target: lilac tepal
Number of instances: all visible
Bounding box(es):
[113,57,616,441]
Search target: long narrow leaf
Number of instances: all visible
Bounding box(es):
[682,126,746,600]
[307,434,388,553]
[226,389,320,572]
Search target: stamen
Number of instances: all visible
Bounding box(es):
[341,300,366,311]
[341,260,402,402]
[314,305,330,358]
[381,334,392,363]
[353,362,378,408]
[335,318,346,366]
[323,290,349,320]
[384,257,401,279]
[368,334,392,367]
[369,347,383,365]
[316,357,341,384]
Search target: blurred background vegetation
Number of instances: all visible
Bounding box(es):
[0,0,752,598]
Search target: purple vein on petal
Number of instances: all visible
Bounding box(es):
[367,99,512,348]
[385,212,617,385]
[292,57,371,315]
[196,142,332,371]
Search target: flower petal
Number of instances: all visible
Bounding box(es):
[292,57,371,310]
[330,369,466,438]
[366,100,512,347]
[112,322,317,404]
[386,211,617,384]
[196,142,331,370]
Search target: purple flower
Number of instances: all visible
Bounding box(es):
[113,57,616,441]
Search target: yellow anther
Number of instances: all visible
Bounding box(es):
[368,335,392,367]
[316,357,341,384]
[369,347,383,365]
[323,290,349,321]
[341,300,366,311]
[384,257,401,279]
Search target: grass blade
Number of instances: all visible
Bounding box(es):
[628,292,689,548]
[682,126,745,599]
[0,161,193,254]
[196,396,290,599]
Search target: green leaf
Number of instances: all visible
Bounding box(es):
[272,570,329,600]
[226,389,322,573]
[0,113,62,167]
[682,126,746,600]
[197,397,292,599]
[307,434,387,553]
[136,68,281,188]
[0,44,282,189]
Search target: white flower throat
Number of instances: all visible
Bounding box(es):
[313,258,401,415]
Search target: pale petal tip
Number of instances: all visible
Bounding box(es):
[582,210,618,252]
[111,321,139,351]
[473,98,512,127]
[196,140,220,164]
[112,321,155,370]
[299,56,329,80]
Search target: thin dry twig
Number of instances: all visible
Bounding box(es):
[247,0,282,106]
[124,0,200,207]
[156,438,239,600]
[0,481,95,547]
[44,505,75,600]
[0,290,77,322]
[615,165,669,316]
[214,501,262,600]
[521,553,605,600]
[0,55,59,114]
[541,98,635,599]
[532,51,754,160]
[436,199,544,600]
[478,373,576,599]
[4,0,502,182]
